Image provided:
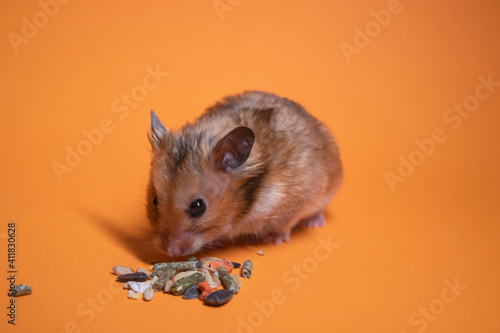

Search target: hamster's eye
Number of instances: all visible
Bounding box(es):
[153,197,158,207]
[189,199,206,218]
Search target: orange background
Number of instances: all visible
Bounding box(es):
[1,0,499,332]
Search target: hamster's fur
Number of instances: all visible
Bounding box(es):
[147,91,342,256]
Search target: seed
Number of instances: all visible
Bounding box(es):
[117,272,149,282]
[211,272,221,288]
[14,284,32,297]
[232,273,242,288]
[149,275,159,286]
[128,290,144,300]
[182,285,201,300]
[204,289,233,306]
[152,268,176,291]
[257,250,264,256]
[136,268,149,275]
[174,271,200,282]
[164,280,174,293]
[143,286,155,301]
[170,272,204,296]
[217,267,239,294]
[198,268,220,289]
[127,281,150,293]
[241,260,253,279]
[232,262,241,268]
[112,265,134,275]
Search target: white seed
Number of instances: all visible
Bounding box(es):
[127,290,143,300]
[137,268,149,275]
[211,272,221,288]
[198,268,219,289]
[112,265,134,275]
[164,280,174,292]
[127,281,150,293]
[143,286,154,301]
[148,275,159,286]
[123,282,130,289]
[232,273,242,288]
[257,250,264,256]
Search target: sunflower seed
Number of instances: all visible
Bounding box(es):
[204,289,233,306]
[182,285,201,300]
[117,272,149,282]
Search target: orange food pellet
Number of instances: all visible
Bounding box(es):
[209,258,234,272]
[197,281,213,301]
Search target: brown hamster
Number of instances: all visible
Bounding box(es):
[146,91,342,256]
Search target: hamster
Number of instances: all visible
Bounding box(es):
[146,91,342,256]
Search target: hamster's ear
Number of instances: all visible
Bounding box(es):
[212,126,255,172]
[149,110,169,149]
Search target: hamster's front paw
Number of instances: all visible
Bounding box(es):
[263,230,291,245]
[299,212,326,229]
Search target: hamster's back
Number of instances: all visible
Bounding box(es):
[200,91,343,223]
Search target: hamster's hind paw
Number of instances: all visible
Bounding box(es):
[263,231,291,245]
[299,212,326,229]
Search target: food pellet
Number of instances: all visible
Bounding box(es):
[241,260,253,279]
[153,260,201,273]
[170,272,204,296]
[204,289,233,307]
[217,267,239,294]
[152,268,175,291]
[257,250,264,256]
[197,280,213,301]
[209,258,234,272]
[14,284,32,297]
[113,256,253,305]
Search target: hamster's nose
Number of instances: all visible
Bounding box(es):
[166,234,195,256]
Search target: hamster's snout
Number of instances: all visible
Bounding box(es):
[161,231,205,257]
